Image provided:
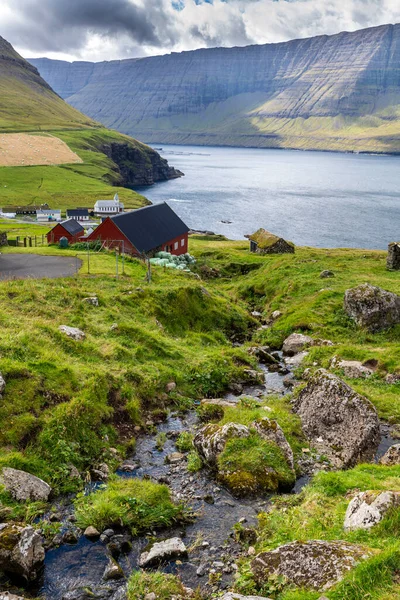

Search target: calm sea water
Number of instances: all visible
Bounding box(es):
[138,145,400,249]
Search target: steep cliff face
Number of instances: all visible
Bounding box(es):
[30,24,400,153]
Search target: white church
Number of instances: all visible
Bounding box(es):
[94,193,124,216]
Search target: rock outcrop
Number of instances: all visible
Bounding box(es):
[0,524,45,581]
[380,444,400,466]
[251,540,372,591]
[344,491,400,531]
[248,229,295,255]
[59,325,86,341]
[293,369,380,468]
[139,537,187,568]
[331,357,374,379]
[344,284,400,332]
[30,24,400,154]
[1,468,51,502]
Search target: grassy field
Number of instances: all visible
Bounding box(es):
[0,236,399,599]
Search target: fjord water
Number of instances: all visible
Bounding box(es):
[140,145,400,249]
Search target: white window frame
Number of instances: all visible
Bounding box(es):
[181,238,185,247]
[174,241,178,250]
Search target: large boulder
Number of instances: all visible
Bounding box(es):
[0,524,45,581]
[282,333,313,356]
[139,537,187,568]
[293,370,380,469]
[1,468,51,502]
[344,491,400,531]
[344,283,400,333]
[251,418,294,470]
[331,358,374,379]
[380,444,400,466]
[251,540,372,591]
[0,594,25,600]
[193,423,250,466]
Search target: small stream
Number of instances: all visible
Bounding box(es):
[6,356,397,600]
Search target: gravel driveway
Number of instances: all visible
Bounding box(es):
[0,253,82,280]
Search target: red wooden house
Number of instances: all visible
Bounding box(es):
[47,219,85,245]
[87,203,189,256]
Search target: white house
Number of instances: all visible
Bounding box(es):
[37,209,62,222]
[94,193,124,216]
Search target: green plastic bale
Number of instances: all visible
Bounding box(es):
[165,262,178,269]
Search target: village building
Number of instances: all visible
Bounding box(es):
[66,208,90,221]
[248,228,295,254]
[87,202,189,256]
[94,193,124,216]
[37,209,62,222]
[47,219,85,245]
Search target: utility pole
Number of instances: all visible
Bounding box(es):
[87,242,90,274]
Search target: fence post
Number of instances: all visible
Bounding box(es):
[115,248,119,280]
[87,242,90,274]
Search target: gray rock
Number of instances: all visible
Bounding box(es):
[380,444,400,465]
[84,526,100,538]
[201,398,238,408]
[387,242,400,271]
[248,347,278,365]
[59,325,86,340]
[193,423,250,466]
[385,373,400,384]
[91,463,109,481]
[320,270,335,278]
[344,283,400,332]
[344,490,400,531]
[139,537,187,568]
[251,540,372,591]
[0,524,45,581]
[110,587,127,600]
[251,417,294,470]
[83,296,99,306]
[0,373,5,395]
[103,557,124,580]
[331,358,374,379]
[271,310,282,320]
[293,369,380,469]
[165,381,176,393]
[0,594,25,600]
[166,452,185,464]
[1,467,51,502]
[284,351,309,367]
[282,333,313,356]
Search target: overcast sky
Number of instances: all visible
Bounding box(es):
[1,0,399,62]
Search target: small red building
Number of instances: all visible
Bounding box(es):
[87,203,189,256]
[47,219,85,245]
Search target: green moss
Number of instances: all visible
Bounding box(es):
[74,478,183,535]
[217,434,295,496]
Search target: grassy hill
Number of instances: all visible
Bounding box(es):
[0,36,179,210]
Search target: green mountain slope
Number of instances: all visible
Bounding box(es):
[0,36,181,209]
[31,24,400,154]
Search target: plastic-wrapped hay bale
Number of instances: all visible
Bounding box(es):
[155,252,162,259]
[165,262,178,269]
[149,258,160,265]
[158,259,170,266]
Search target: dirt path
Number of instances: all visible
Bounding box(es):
[0,133,82,167]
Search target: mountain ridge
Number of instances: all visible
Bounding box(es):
[30,23,400,154]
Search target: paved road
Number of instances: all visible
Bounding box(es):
[0,253,82,280]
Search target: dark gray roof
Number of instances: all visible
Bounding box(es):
[66,209,89,217]
[60,219,85,235]
[111,203,189,253]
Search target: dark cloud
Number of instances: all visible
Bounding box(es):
[5,0,178,53]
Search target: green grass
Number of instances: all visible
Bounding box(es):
[74,478,183,535]
[127,572,188,600]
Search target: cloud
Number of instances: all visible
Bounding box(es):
[0,0,399,62]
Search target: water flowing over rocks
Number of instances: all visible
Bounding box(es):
[251,540,373,591]
[1,467,51,502]
[293,369,380,469]
[139,538,188,568]
[0,524,45,581]
[344,284,400,332]
[380,444,400,465]
[59,326,86,341]
[344,491,400,531]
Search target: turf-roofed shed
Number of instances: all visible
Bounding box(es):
[249,228,295,254]
[87,202,189,256]
[47,219,85,245]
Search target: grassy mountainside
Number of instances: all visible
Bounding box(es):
[1,237,400,599]
[0,36,180,209]
[31,24,400,153]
